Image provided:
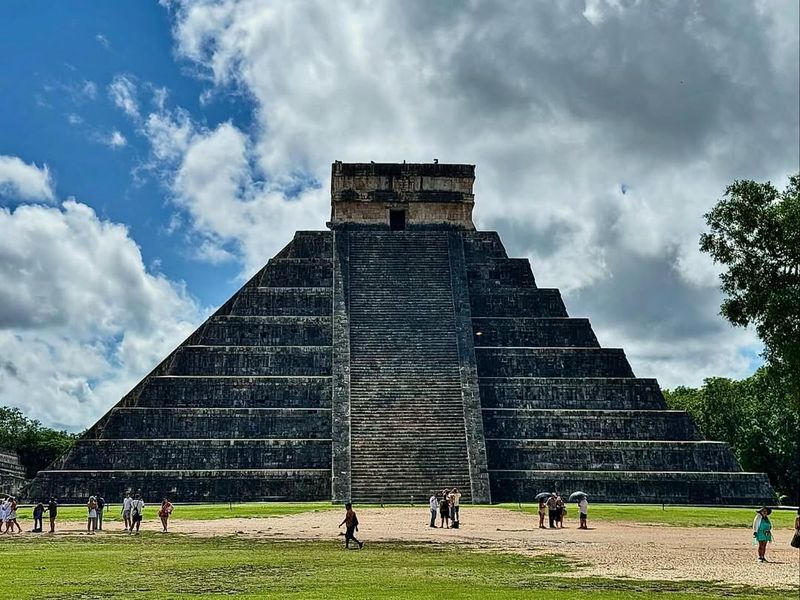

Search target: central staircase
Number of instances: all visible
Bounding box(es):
[348,232,472,503]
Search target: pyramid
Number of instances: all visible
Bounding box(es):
[26,162,775,505]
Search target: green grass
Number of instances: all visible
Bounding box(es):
[0,535,793,600]
[498,503,799,529]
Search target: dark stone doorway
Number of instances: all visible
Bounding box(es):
[389,209,406,231]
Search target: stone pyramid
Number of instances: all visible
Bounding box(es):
[26,162,775,505]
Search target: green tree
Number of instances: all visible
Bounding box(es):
[699,174,800,404]
[0,407,77,478]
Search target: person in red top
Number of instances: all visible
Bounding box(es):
[338,503,364,549]
[158,498,174,533]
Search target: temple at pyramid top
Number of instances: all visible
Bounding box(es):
[329,161,476,230]
[23,160,775,506]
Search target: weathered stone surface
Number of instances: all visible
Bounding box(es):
[0,450,26,495]
[24,162,776,505]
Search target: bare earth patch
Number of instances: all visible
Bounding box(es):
[54,507,799,590]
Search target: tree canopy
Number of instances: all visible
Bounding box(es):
[699,174,800,403]
[0,407,76,479]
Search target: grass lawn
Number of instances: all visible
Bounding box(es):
[498,504,799,529]
[1,535,794,600]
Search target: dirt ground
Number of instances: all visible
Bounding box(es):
[55,507,799,590]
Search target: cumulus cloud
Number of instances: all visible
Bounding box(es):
[146,1,800,388]
[0,155,55,201]
[102,129,128,149]
[0,200,202,430]
[108,75,139,119]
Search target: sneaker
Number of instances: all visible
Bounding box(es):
[359,541,364,549]
[758,557,766,562]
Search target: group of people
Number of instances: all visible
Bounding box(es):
[428,488,461,529]
[538,492,589,530]
[0,495,22,533]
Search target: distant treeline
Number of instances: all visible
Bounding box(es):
[664,365,799,505]
[0,407,77,479]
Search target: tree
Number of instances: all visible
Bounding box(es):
[0,407,77,478]
[699,174,800,404]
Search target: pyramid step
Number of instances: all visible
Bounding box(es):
[171,346,331,376]
[201,316,332,346]
[475,347,634,378]
[470,288,567,318]
[472,317,599,348]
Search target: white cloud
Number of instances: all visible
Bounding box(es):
[95,33,110,48]
[0,155,55,202]
[81,80,98,101]
[104,130,128,149]
[67,113,83,126]
[0,200,202,430]
[108,75,139,119]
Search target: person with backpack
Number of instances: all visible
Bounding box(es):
[158,498,174,533]
[130,494,145,534]
[339,503,363,549]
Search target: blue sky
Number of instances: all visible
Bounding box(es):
[0,1,797,430]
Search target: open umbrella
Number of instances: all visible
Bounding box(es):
[569,491,588,502]
[535,492,553,501]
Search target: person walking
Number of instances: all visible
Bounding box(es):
[7,497,21,533]
[0,497,8,533]
[45,497,58,533]
[546,493,558,528]
[450,488,461,524]
[439,493,450,529]
[578,496,589,529]
[96,494,106,530]
[339,503,363,549]
[158,498,174,533]
[87,496,98,534]
[122,491,133,531]
[32,502,45,533]
[753,506,774,562]
[429,492,439,528]
[130,494,144,534]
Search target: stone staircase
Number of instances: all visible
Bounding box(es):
[25,232,336,503]
[347,232,472,503]
[462,231,774,504]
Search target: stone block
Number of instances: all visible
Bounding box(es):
[170,346,331,376]
[476,348,634,378]
[473,317,599,347]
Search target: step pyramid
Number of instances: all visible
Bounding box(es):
[25,162,775,505]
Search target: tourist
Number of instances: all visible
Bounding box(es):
[130,493,145,534]
[753,506,774,562]
[0,496,8,533]
[577,496,589,529]
[555,494,565,528]
[439,492,450,529]
[339,502,363,549]
[546,493,558,528]
[122,491,133,531]
[538,498,547,529]
[96,493,106,530]
[45,497,58,533]
[450,488,461,524]
[6,497,21,533]
[429,492,439,528]
[32,502,45,533]
[87,496,98,533]
[158,498,174,532]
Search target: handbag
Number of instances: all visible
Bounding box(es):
[791,530,800,549]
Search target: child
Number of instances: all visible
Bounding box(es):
[339,503,364,549]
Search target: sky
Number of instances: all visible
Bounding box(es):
[0,0,798,431]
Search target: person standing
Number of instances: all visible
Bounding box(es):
[158,498,174,533]
[555,494,565,528]
[538,498,547,529]
[0,497,8,533]
[546,494,558,529]
[7,497,21,533]
[122,491,133,531]
[753,506,774,562]
[87,496,98,534]
[429,492,439,528]
[32,502,45,532]
[339,503,363,549]
[578,496,589,529]
[96,494,106,530]
[130,494,145,534]
[45,497,58,533]
[439,493,450,529]
[450,488,461,524]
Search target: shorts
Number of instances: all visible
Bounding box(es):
[88,509,97,519]
[8,512,16,520]
[132,513,142,523]
[123,510,131,518]
[580,512,588,519]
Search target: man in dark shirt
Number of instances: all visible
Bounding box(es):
[96,494,106,530]
[546,493,558,529]
[45,497,58,533]
[338,503,364,549]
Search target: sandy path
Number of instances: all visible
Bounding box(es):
[45,507,800,590]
